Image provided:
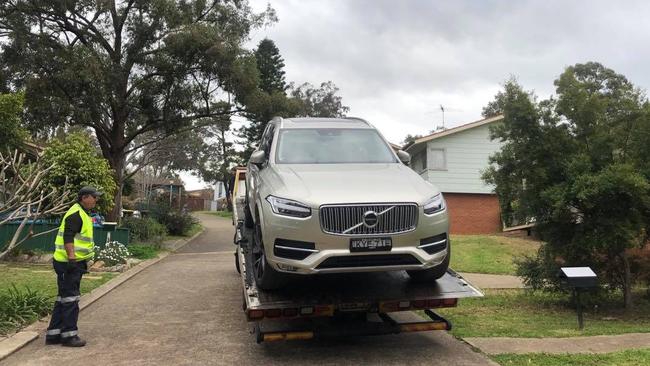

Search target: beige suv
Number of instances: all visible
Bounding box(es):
[245,117,449,290]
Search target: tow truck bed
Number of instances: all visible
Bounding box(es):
[234,224,483,343]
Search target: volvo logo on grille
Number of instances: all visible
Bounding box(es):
[363,211,379,228]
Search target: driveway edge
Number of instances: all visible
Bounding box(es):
[0,226,204,362]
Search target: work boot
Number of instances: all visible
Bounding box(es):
[45,336,61,345]
[61,336,86,347]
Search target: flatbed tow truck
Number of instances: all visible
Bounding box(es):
[230,168,483,343]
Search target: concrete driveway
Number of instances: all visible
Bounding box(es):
[4,213,496,366]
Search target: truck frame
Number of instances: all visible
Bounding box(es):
[231,167,483,343]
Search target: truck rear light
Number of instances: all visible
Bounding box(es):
[412,300,427,308]
[265,309,282,318]
[314,305,334,316]
[427,299,442,308]
[283,308,298,317]
[442,298,457,307]
[248,310,264,319]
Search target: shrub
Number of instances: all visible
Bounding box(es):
[121,217,166,245]
[0,285,50,335]
[95,241,130,266]
[127,244,159,260]
[152,208,198,236]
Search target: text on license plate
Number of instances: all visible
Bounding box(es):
[350,237,392,252]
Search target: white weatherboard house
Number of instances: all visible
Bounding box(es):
[405,115,504,234]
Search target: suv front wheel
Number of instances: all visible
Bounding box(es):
[251,209,287,290]
[406,248,450,282]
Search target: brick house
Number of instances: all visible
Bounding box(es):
[404,115,504,234]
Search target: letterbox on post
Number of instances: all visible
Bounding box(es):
[560,267,598,330]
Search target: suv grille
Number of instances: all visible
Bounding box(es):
[320,204,418,235]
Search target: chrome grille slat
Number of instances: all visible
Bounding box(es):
[320,203,417,235]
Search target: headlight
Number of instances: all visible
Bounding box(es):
[266,196,312,218]
[423,193,446,215]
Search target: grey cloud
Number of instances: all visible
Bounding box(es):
[248,0,650,142]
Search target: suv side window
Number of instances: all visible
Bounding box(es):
[261,123,276,158]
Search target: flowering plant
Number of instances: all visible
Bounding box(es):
[95,241,130,266]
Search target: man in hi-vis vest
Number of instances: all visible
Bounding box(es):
[45,186,101,347]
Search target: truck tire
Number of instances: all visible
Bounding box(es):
[234,251,241,274]
[251,210,287,290]
[244,202,254,229]
[406,248,450,282]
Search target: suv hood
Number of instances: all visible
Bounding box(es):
[265,164,439,207]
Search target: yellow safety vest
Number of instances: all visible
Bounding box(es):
[53,203,95,262]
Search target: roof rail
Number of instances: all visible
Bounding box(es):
[344,117,370,125]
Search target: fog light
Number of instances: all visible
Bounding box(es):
[277,263,298,271]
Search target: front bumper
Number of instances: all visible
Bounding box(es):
[258,201,449,275]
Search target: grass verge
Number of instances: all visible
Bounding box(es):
[436,289,650,338]
[203,210,233,219]
[450,235,540,275]
[127,244,160,260]
[492,349,650,366]
[0,262,117,335]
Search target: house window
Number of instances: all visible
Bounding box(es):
[428,148,446,170]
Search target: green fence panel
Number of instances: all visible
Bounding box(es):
[0,223,130,252]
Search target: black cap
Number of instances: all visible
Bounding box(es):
[78,186,103,198]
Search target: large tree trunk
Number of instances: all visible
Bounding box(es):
[97,117,127,222]
[621,251,633,309]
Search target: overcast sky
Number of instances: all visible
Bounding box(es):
[182,0,650,189]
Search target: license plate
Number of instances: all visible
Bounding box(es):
[350,237,392,252]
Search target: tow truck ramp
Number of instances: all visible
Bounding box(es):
[234,225,483,343]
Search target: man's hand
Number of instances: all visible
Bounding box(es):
[66,259,77,273]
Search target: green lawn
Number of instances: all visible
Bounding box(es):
[202,210,233,219]
[436,289,650,338]
[0,262,117,299]
[493,349,650,366]
[450,235,540,275]
[0,262,117,334]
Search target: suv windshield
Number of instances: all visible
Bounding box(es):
[275,128,397,164]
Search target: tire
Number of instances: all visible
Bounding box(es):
[244,201,254,229]
[407,248,451,282]
[234,251,241,274]
[251,209,287,290]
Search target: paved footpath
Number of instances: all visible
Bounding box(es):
[465,333,650,355]
[3,213,497,366]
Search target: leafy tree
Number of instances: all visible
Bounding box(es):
[290,81,350,118]
[0,0,271,219]
[198,114,239,210]
[238,38,298,161]
[483,63,650,308]
[0,92,27,150]
[401,134,423,149]
[41,132,118,215]
[255,38,287,94]
[0,150,72,259]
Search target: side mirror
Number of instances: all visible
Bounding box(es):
[397,150,411,165]
[250,150,266,166]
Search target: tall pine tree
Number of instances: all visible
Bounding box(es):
[239,39,298,161]
[255,39,287,94]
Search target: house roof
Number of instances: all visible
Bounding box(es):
[405,114,504,152]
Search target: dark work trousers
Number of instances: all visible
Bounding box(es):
[46,260,87,341]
